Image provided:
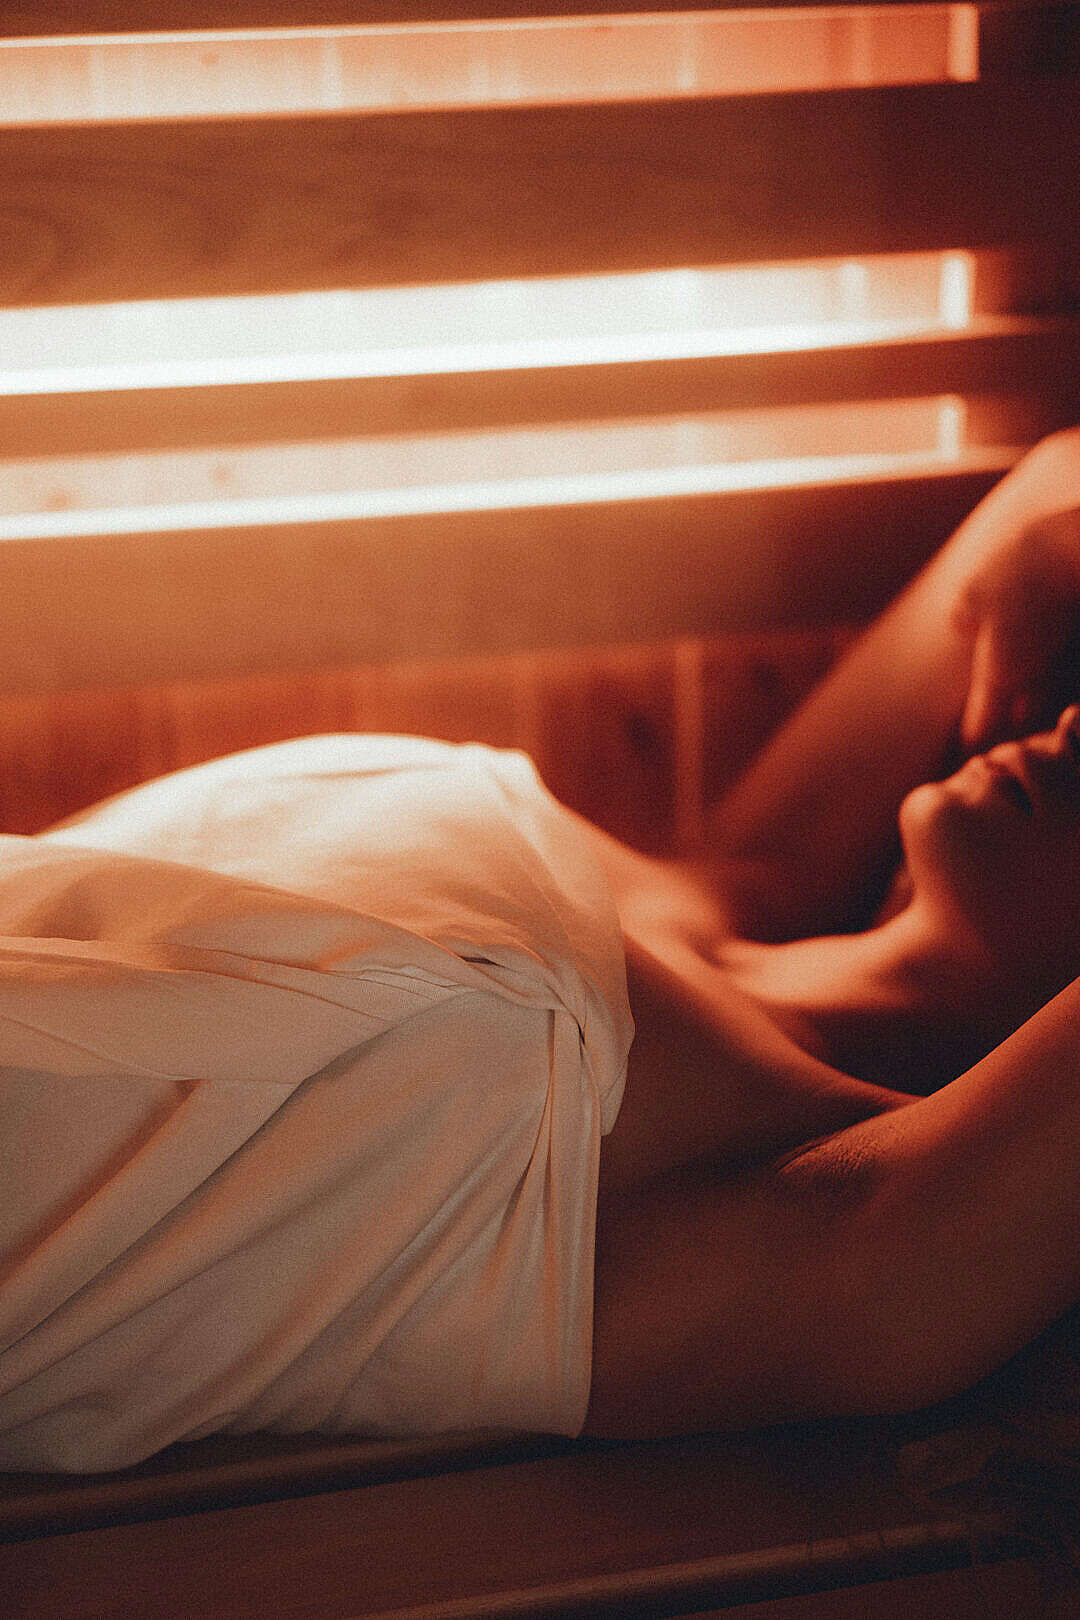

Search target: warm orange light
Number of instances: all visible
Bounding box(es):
[0,10,990,541]
[0,396,1003,542]
[1,252,974,396]
[0,248,986,537]
[0,6,978,125]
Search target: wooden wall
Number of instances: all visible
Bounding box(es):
[3,0,1078,848]
[0,627,852,854]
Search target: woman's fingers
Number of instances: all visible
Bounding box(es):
[959,618,1041,751]
[956,517,1080,752]
[959,621,1003,749]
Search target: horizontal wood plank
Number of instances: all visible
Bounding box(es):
[3,0,1069,34]
[0,460,1010,695]
[0,1432,579,1541]
[690,1561,1062,1620]
[2,81,1078,307]
[5,318,1079,457]
[0,1427,1022,1620]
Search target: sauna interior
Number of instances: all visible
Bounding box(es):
[2,0,1080,1615]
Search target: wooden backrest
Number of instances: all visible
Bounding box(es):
[1,0,1077,702]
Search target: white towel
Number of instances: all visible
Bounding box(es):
[0,736,632,1471]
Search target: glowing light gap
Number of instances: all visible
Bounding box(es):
[0,4,978,125]
[0,253,976,396]
[0,322,985,397]
[0,396,965,511]
[0,8,976,50]
[0,448,1019,544]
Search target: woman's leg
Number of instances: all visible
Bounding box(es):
[587,975,1080,1438]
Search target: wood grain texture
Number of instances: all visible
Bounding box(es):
[0,463,1009,695]
[0,1427,1025,1620]
[700,626,859,814]
[7,319,1079,458]
[0,685,166,834]
[690,1561,1063,1619]
[518,644,682,853]
[2,81,1079,308]
[0,631,849,850]
[0,1430,577,1542]
[3,0,1063,33]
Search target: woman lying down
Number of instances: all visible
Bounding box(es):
[4,433,1080,1474]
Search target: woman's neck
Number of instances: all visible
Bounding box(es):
[719,906,1010,1092]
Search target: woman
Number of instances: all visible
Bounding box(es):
[2,431,1080,1472]
[585,424,1080,1437]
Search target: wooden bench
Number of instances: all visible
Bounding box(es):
[0,1412,1063,1617]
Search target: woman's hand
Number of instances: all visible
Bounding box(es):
[707,428,1080,944]
[953,431,1080,751]
[955,506,1080,748]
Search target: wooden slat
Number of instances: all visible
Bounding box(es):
[0,1426,1026,1620]
[1,1518,1033,1620]
[0,1432,572,1542]
[690,1562,1065,1620]
[0,398,962,518]
[0,1422,1048,1618]
[4,0,1069,34]
[0,460,1011,695]
[971,240,1080,316]
[5,318,1079,457]
[2,81,1079,308]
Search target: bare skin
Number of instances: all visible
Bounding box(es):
[719,705,1080,1091]
[581,427,1080,1439]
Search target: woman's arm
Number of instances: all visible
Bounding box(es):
[588,963,1080,1438]
[710,429,1080,941]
